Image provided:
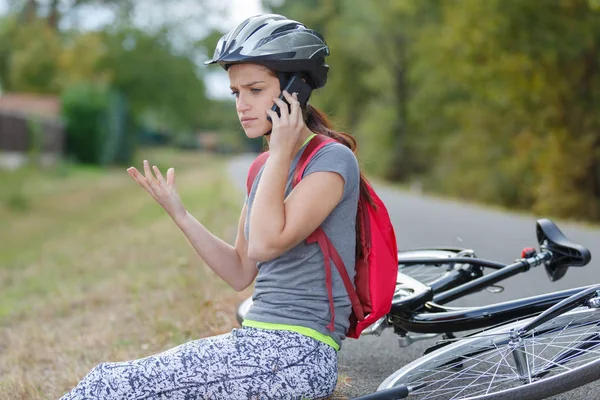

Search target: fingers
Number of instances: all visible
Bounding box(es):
[272,96,289,125]
[266,108,278,127]
[270,91,302,128]
[166,168,175,187]
[153,165,166,184]
[127,166,153,193]
[142,160,156,185]
[282,91,301,125]
[129,162,174,186]
[128,160,167,194]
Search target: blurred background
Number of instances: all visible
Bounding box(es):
[1,0,600,398]
[0,0,599,218]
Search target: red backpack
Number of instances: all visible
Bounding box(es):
[246,135,398,338]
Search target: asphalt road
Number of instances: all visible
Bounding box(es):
[227,154,600,399]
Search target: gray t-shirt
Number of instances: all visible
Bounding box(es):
[244,140,360,348]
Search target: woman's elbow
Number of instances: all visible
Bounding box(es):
[229,268,256,292]
[232,280,251,292]
[247,241,278,263]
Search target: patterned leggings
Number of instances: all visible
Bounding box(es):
[59,327,338,400]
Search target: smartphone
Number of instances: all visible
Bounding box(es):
[267,74,313,122]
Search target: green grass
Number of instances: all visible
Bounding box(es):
[0,148,351,399]
[0,148,249,399]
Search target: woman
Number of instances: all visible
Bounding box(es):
[61,14,368,400]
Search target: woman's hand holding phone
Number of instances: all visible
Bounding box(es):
[267,75,312,122]
[266,90,306,160]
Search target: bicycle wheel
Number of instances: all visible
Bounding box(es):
[378,307,600,400]
[397,248,473,285]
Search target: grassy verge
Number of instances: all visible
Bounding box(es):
[0,148,352,399]
[0,148,250,399]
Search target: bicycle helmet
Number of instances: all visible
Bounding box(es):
[204,14,330,89]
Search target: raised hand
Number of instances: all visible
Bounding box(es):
[127,160,187,223]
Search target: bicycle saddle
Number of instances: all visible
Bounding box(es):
[536,219,592,281]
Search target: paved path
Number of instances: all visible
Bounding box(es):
[227,154,600,399]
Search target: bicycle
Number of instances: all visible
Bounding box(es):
[236,219,598,399]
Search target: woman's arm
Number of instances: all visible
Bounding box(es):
[248,91,348,262]
[174,204,257,291]
[248,154,344,261]
[127,161,257,291]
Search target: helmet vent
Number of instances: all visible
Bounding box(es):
[272,22,303,36]
[246,23,268,42]
[206,14,330,89]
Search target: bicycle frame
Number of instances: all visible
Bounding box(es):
[353,219,596,400]
[388,251,595,335]
[391,285,597,334]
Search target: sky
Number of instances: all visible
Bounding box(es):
[0,0,265,29]
[204,0,267,99]
[0,0,267,99]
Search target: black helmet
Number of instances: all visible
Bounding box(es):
[204,14,330,89]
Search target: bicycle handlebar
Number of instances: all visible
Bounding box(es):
[351,384,409,400]
[394,250,552,309]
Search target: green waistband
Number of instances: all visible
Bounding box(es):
[242,319,340,351]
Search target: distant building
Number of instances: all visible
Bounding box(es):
[0,93,61,117]
[0,93,65,170]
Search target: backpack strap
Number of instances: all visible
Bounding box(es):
[306,228,365,327]
[294,134,365,331]
[247,134,332,195]
[326,235,364,321]
[293,135,336,187]
[246,151,270,195]
[310,228,337,331]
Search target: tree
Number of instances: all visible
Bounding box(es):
[263,0,442,178]
[263,0,600,221]
[98,26,209,132]
[8,19,63,93]
[412,0,600,218]
[0,0,221,133]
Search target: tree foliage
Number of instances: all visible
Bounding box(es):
[0,0,216,134]
[263,0,600,221]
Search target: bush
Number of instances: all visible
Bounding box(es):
[61,82,136,166]
[61,82,108,164]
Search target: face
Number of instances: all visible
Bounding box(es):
[228,64,280,138]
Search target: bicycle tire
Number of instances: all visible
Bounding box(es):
[377,307,600,400]
[397,249,465,285]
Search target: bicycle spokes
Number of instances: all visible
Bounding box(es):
[397,309,600,399]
